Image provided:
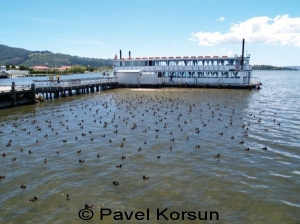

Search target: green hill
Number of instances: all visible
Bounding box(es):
[252,65,295,70]
[0,44,112,68]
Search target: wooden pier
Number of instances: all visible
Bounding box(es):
[0,82,36,108]
[0,77,117,108]
[33,77,118,99]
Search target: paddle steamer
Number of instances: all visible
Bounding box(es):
[113,39,260,89]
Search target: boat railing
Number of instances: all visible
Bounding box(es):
[250,77,260,85]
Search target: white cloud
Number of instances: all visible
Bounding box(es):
[217,17,225,22]
[190,15,300,47]
[226,51,233,56]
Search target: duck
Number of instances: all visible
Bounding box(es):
[97,153,100,158]
[85,204,93,209]
[20,184,26,189]
[138,147,142,151]
[113,181,119,186]
[44,159,47,163]
[157,155,161,159]
[28,150,33,154]
[230,136,234,139]
[0,175,5,179]
[79,159,85,163]
[239,141,244,144]
[116,164,122,168]
[143,175,149,180]
[29,196,38,202]
[66,194,71,201]
[262,147,267,150]
[77,150,82,153]
[214,153,220,158]
[245,147,250,151]
[121,156,126,160]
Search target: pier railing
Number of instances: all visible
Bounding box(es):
[0,84,31,93]
[32,77,117,91]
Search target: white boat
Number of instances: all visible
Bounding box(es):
[0,66,9,78]
[113,39,260,89]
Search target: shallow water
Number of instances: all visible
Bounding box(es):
[0,71,299,223]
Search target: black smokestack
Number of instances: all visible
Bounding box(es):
[129,51,131,58]
[241,39,245,70]
[120,50,122,59]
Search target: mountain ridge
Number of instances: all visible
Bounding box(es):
[0,44,112,68]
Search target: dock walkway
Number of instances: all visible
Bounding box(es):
[33,77,117,99]
[0,77,117,108]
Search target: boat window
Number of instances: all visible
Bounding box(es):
[113,61,120,67]
[187,61,193,66]
[178,60,185,66]
[125,61,131,67]
[206,72,212,78]
[132,61,139,66]
[159,61,167,66]
[222,72,228,78]
[169,61,177,66]
[143,61,149,66]
[179,72,185,78]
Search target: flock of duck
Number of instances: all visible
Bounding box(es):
[0,90,279,206]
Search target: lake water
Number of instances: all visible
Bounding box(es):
[0,71,299,223]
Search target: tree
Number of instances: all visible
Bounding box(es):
[19,65,28,70]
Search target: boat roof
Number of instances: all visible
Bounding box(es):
[114,55,248,61]
[116,70,142,72]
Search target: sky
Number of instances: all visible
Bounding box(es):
[0,0,299,66]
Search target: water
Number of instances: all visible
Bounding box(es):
[0,71,299,223]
